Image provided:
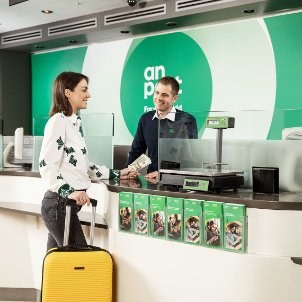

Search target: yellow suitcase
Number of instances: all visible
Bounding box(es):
[41,199,113,302]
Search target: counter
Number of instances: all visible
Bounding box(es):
[1,170,302,302]
[104,178,302,210]
[2,169,302,210]
[103,179,302,302]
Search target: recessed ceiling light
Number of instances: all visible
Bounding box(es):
[41,9,53,14]
[73,1,83,7]
[166,22,177,27]
[120,30,130,34]
[243,9,256,14]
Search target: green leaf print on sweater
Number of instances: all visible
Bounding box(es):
[58,183,74,198]
[69,155,77,167]
[79,125,84,137]
[39,159,46,168]
[64,146,75,155]
[56,136,64,150]
[96,171,102,178]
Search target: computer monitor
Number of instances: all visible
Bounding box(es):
[282,127,302,140]
[14,127,24,160]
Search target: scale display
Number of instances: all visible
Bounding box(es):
[205,116,235,129]
[183,178,209,191]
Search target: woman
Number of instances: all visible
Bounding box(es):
[39,71,137,250]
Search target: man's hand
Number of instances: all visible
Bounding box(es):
[145,171,159,179]
[120,168,140,179]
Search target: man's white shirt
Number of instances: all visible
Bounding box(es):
[152,106,176,121]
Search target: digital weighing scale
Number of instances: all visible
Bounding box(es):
[160,167,244,193]
[159,116,244,193]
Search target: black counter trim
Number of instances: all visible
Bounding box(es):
[104,183,302,211]
[291,257,302,265]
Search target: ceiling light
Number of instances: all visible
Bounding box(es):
[243,9,255,14]
[41,10,53,14]
[73,1,83,7]
[127,0,138,7]
[166,22,177,27]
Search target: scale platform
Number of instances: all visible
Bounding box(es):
[160,168,244,192]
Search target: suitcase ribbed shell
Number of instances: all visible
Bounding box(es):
[41,249,113,302]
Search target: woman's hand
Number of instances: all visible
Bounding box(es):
[120,168,140,179]
[68,191,90,206]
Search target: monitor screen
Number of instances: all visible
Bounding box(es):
[14,127,24,160]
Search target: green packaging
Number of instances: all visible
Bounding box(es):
[149,195,166,238]
[133,193,149,235]
[223,203,246,253]
[166,197,184,242]
[184,199,203,245]
[119,192,133,232]
[203,201,223,249]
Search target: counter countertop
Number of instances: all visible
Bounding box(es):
[0,201,107,228]
[0,169,107,228]
[103,178,302,210]
[1,169,302,210]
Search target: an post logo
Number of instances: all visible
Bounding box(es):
[120,32,212,136]
[144,65,165,99]
[143,65,184,112]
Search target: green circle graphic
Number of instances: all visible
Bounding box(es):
[120,32,212,136]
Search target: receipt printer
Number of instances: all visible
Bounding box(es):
[252,167,279,194]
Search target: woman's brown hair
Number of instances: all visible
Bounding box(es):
[49,71,89,116]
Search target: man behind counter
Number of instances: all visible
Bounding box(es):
[126,76,198,179]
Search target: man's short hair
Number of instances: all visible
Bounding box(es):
[158,76,179,96]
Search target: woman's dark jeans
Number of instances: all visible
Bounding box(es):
[41,191,87,251]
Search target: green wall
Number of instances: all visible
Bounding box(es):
[31,47,87,135]
[265,13,302,139]
[30,12,302,140]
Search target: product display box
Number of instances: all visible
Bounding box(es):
[166,197,184,242]
[133,193,149,235]
[119,192,133,232]
[119,190,247,254]
[223,203,247,253]
[203,201,223,249]
[184,199,203,245]
[149,195,166,238]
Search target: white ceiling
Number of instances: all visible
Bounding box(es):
[0,0,301,52]
[0,0,154,33]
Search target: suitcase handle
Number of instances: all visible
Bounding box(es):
[63,198,98,246]
[65,198,97,207]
